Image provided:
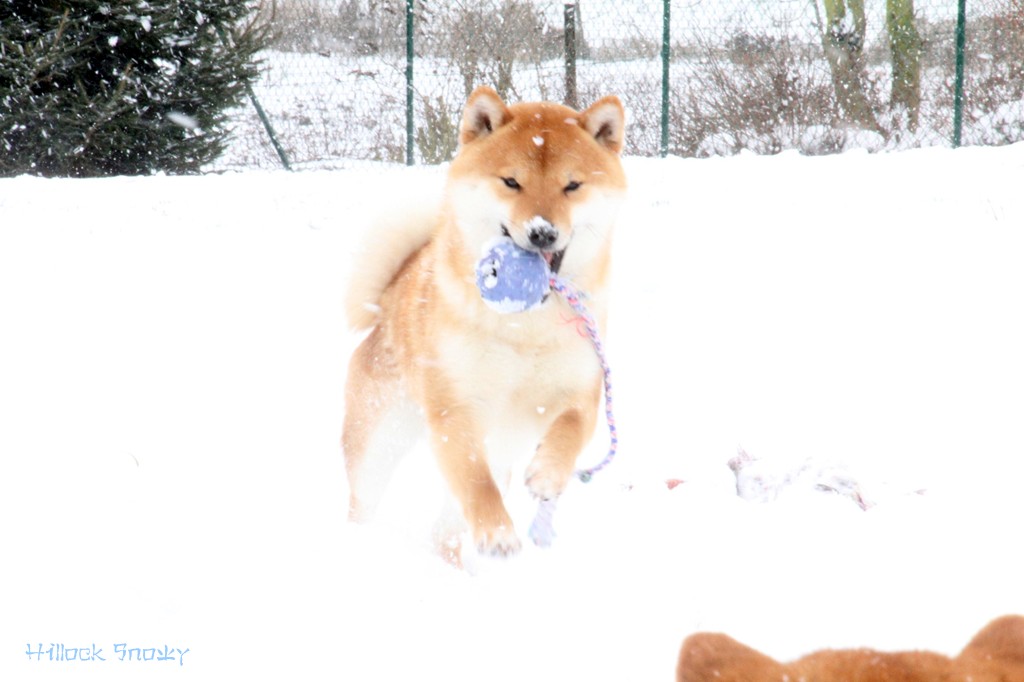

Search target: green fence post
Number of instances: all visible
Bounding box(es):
[247,83,292,171]
[660,0,671,157]
[952,0,967,147]
[405,0,415,166]
[218,25,291,170]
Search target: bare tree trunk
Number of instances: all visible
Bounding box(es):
[820,0,884,134]
[886,0,923,131]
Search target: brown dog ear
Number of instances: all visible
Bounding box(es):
[580,96,626,155]
[960,615,1024,665]
[677,632,787,682]
[459,86,510,146]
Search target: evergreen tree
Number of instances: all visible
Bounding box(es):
[0,0,266,177]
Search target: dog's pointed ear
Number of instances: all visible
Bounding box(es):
[460,87,510,145]
[678,632,786,682]
[960,615,1024,665]
[581,96,626,155]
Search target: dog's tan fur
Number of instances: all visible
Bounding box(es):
[342,87,627,562]
[677,615,1024,682]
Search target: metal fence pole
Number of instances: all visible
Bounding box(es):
[564,4,578,110]
[952,0,967,147]
[660,0,671,157]
[247,84,292,171]
[217,25,291,170]
[405,0,415,166]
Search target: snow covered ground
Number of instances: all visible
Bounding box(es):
[2,143,1024,681]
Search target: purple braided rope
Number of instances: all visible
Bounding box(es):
[528,274,618,548]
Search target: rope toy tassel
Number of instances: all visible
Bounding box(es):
[476,237,618,549]
[529,498,559,548]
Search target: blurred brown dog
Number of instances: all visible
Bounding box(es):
[678,615,1024,682]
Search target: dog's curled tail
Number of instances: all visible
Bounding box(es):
[344,199,438,331]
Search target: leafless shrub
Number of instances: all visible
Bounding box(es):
[424,0,562,101]
[268,0,404,55]
[415,95,459,164]
[668,34,851,157]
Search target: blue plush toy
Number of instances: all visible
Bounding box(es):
[475,237,552,313]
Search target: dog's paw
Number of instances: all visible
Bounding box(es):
[473,522,521,557]
[525,456,574,501]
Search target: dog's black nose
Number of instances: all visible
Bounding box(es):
[528,223,558,249]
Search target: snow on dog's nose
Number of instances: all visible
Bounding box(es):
[525,216,558,251]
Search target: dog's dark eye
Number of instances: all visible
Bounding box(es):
[502,177,521,190]
[564,181,582,193]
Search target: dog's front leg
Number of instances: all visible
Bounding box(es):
[525,393,599,501]
[427,407,521,557]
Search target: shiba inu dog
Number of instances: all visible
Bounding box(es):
[342,86,627,562]
[677,615,1024,682]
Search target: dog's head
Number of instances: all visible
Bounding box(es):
[677,616,1024,682]
[445,87,627,282]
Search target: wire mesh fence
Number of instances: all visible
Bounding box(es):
[215,0,1024,170]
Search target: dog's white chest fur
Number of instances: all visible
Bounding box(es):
[435,312,600,422]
